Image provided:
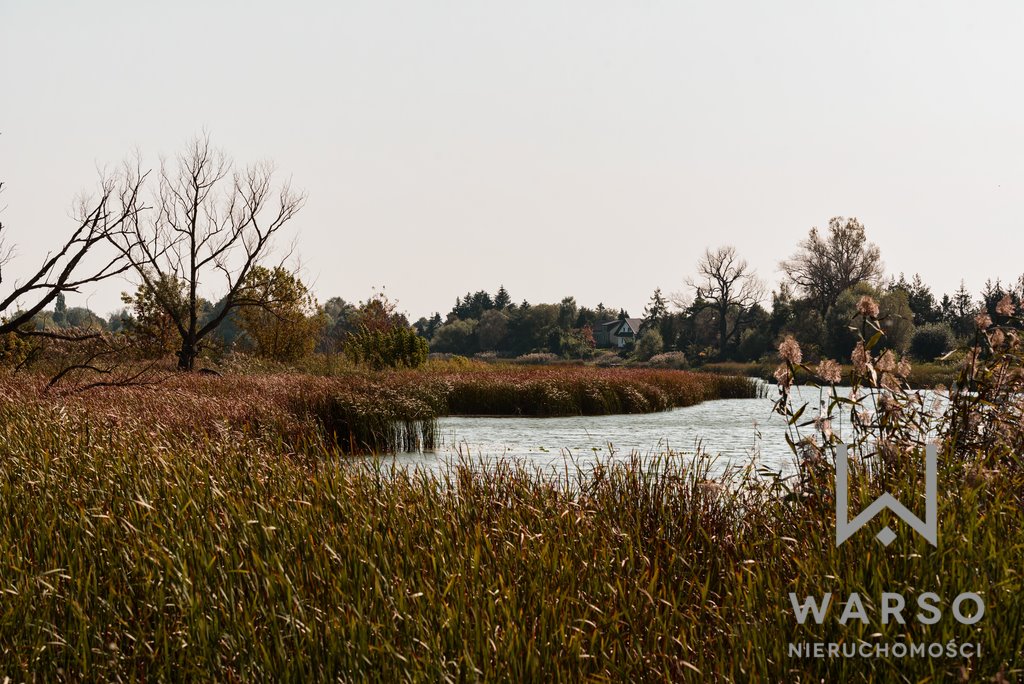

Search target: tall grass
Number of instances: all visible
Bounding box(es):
[700,360,959,388]
[0,395,1020,680]
[3,318,1021,679]
[2,365,756,454]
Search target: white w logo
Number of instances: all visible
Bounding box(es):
[835,444,938,547]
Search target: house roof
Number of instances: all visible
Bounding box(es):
[622,318,643,333]
[598,318,644,336]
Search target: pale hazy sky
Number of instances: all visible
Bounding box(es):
[2,1,1023,320]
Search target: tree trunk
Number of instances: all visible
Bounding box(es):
[177,339,197,371]
[718,306,729,359]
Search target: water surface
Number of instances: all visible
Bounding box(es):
[374,384,875,476]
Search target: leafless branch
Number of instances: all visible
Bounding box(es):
[108,133,306,370]
[686,246,766,357]
[0,168,148,336]
[780,217,884,314]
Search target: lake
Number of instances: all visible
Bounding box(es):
[377,383,880,476]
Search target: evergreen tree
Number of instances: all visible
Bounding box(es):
[981,279,1008,318]
[906,274,939,324]
[557,296,577,330]
[641,288,668,332]
[494,285,511,310]
[769,284,795,338]
[946,281,976,338]
[53,293,67,327]
[939,294,955,322]
[468,290,494,318]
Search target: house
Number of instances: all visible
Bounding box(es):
[594,318,643,348]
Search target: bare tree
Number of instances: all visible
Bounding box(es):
[686,246,765,357]
[780,217,884,315]
[109,135,305,370]
[0,173,145,337]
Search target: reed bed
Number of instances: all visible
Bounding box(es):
[699,360,958,388]
[9,321,1019,680]
[0,365,757,455]
[0,394,1020,681]
[422,365,758,416]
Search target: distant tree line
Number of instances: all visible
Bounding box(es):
[418,217,1024,365]
[10,198,1023,372]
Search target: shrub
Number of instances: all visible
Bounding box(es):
[344,325,429,370]
[0,330,30,368]
[647,352,688,370]
[236,267,326,363]
[910,322,955,361]
[633,330,663,361]
[430,319,477,355]
[510,352,559,365]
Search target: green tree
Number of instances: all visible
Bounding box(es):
[507,303,560,355]
[236,266,325,363]
[825,283,877,359]
[634,329,664,361]
[557,297,578,330]
[782,303,826,363]
[561,325,596,359]
[53,294,67,327]
[890,273,939,325]
[946,281,976,338]
[477,309,509,351]
[63,307,106,331]
[320,297,358,352]
[121,273,191,357]
[910,323,955,361]
[493,285,512,310]
[641,288,668,333]
[430,319,478,355]
[826,284,915,357]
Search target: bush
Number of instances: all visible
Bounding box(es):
[910,322,955,361]
[633,330,664,362]
[0,330,31,368]
[510,352,559,365]
[344,325,429,370]
[430,319,478,355]
[736,327,771,361]
[646,352,688,370]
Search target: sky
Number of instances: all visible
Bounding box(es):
[2,1,1023,321]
